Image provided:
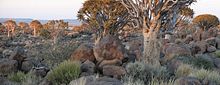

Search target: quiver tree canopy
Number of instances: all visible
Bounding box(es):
[193,14,219,31]
[77,0,129,38]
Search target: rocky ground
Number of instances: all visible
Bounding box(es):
[1,26,220,85]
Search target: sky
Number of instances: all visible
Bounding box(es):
[0,0,219,20]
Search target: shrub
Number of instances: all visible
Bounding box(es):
[21,72,42,85]
[8,71,41,85]
[123,62,170,84]
[189,69,220,84]
[149,78,175,85]
[37,42,79,68]
[192,14,219,31]
[175,64,195,78]
[8,71,26,83]
[192,55,214,70]
[46,60,81,85]
[39,28,51,39]
[214,50,220,58]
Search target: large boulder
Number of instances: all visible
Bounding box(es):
[0,59,18,75]
[102,65,126,78]
[94,35,127,67]
[70,43,95,62]
[162,43,191,62]
[175,77,201,85]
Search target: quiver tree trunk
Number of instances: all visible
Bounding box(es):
[142,27,161,67]
[7,29,10,37]
[33,28,36,37]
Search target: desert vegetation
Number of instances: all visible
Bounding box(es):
[1,0,220,85]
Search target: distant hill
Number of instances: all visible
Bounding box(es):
[0,18,81,26]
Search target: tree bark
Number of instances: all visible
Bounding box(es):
[142,27,161,67]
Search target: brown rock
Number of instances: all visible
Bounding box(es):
[70,43,95,62]
[102,65,126,78]
[94,35,127,67]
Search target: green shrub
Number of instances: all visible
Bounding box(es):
[123,62,170,84]
[22,72,42,85]
[192,56,214,70]
[37,42,79,68]
[39,28,51,39]
[189,69,220,84]
[8,71,26,82]
[175,64,195,78]
[214,50,220,58]
[8,71,41,85]
[149,78,175,85]
[46,60,81,85]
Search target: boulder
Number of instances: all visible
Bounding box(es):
[207,46,217,52]
[189,41,208,54]
[175,77,201,85]
[80,60,96,76]
[163,43,191,62]
[0,59,18,75]
[89,77,123,85]
[102,65,126,78]
[70,43,95,62]
[94,35,127,67]
[21,59,35,72]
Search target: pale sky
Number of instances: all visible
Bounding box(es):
[0,0,219,20]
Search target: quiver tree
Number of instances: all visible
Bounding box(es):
[30,20,43,37]
[77,0,129,40]
[4,20,17,37]
[121,0,195,66]
[192,14,219,31]
[58,20,68,29]
[18,22,29,33]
